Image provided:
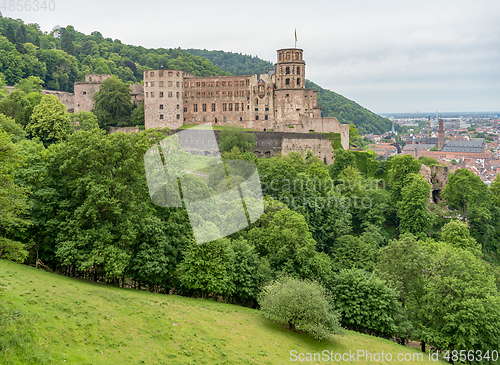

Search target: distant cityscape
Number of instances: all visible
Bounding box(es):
[366,112,500,184]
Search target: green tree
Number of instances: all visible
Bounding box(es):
[60,29,74,55]
[440,220,482,257]
[419,243,500,362]
[0,130,29,262]
[0,114,25,143]
[25,94,72,146]
[130,101,144,126]
[388,154,421,203]
[14,76,44,93]
[331,268,401,337]
[219,128,256,152]
[32,129,153,279]
[176,238,235,298]
[258,276,343,340]
[441,168,490,223]
[3,23,16,44]
[92,77,134,129]
[397,173,432,236]
[328,149,357,179]
[330,234,378,272]
[71,111,99,131]
[375,234,429,345]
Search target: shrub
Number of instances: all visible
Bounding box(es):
[257,276,343,340]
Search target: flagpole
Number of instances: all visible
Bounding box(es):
[294,29,297,48]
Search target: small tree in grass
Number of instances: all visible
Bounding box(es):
[257,276,343,340]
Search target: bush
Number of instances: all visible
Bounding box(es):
[218,128,256,152]
[0,237,28,263]
[257,276,343,340]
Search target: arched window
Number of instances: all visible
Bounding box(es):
[297,67,301,75]
[285,66,290,75]
[297,78,300,86]
[286,52,290,60]
[285,78,290,85]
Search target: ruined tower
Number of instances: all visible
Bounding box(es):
[438,118,444,150]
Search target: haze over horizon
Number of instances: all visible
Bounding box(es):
[3,0,499,114]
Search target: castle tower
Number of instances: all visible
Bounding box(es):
[438,118,444,150]
[275,49,305,90]
[144,69,184,130]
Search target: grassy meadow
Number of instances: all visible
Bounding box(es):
[0,260,447,365]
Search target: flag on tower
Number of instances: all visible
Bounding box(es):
[295,29,297,42]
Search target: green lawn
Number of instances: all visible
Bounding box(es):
[0,260,447,364]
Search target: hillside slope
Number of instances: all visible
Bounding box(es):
[0,260,445,365]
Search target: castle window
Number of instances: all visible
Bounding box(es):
[176,114,180,119]
[177,82,180,87]
[159,81,164,87]
[146,92,149,97]
[169,81,172,87]
[194,104,198,112]
[176,92,180,98]
[229,103,233,111]
[297,78,300,85]
[176,72,179,77]
[196,82,200,87]
[240,81,245,86]
[159,104,163,109]
[235,103,239,111]
[216,82,220,87]
[83,91,86,95]
[177,104,180,109]
[265,107,269,111]
[202,103,207,112]
[295,52,299,60]
[212,103,216,111]
[224,117,226,122]
[255,108,258,112]
[222,81,226,87]
[246,79,250,86]
[286,52,290,60]
[150,72,154,77]
[184,82,189,87]
[151,92,154,97]
[255,99,258,105]
[286,94,289,97]
[255,115,259,120]
[297,67,301,75]
[196,92,200,98]
[240,117,242,121]
[168,92,173,97]
[202,82,206,87]
[159,71,163,77]
[265,115,268,120]
[242,103,244,110]
[150,81,154,87]
[160,114,164,119]
[285,78,290,85]
[184,107,187,112]
[159,92,164,97]
[286,66,290,75]
[223,103,227,111]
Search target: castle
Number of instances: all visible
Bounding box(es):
[143,48,349,149]
[28,47,349,163]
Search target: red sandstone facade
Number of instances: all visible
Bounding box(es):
[143,48,349,149]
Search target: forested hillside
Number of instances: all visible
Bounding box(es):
[0,17,229,93]
[0,17,391,134]
[185,48,274,76]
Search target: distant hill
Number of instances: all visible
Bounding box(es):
[185,49,392,134]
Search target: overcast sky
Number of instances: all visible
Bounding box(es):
[5,0,500,114]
